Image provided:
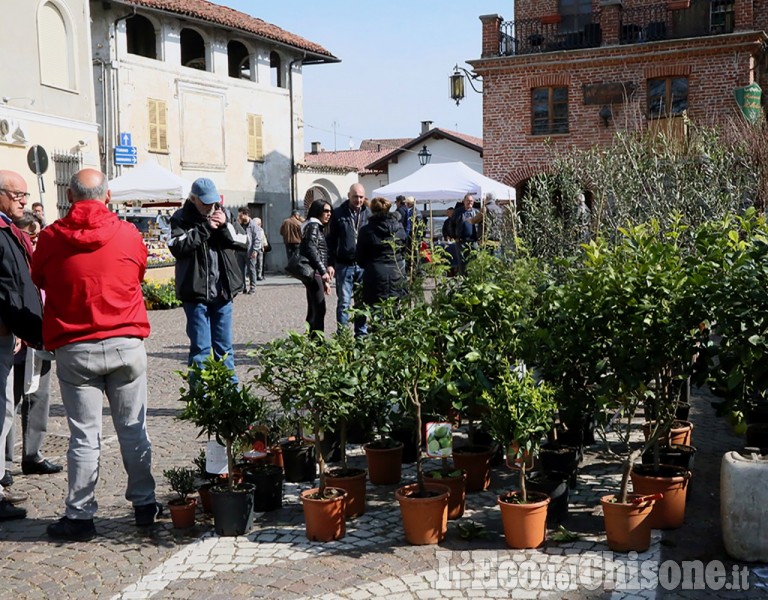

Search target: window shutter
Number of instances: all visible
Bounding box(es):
[247,113,264,161]
[148,99,168,153]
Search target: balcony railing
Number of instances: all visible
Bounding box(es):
[497,1,736,57]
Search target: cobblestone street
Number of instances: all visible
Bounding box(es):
[1,276,767,599]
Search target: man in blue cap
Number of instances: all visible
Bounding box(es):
[168,178,247,377]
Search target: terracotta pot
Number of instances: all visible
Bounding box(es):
[300,487,347,542]
[497,491,550,549]
[669,421,693,446]
[395,482,450,545]
[425,469,466,520]
[452,445,494,492]
[197,482,213,514]
[363,442,403,485]
[641,444,697,471]
[601,494,656,552]
[168,498,197,529]
[631,464,690,529]
[326,468,367,517]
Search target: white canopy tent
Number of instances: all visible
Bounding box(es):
[108,160,192,203]
[372,161,516,209]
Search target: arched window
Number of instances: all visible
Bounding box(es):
[180,28,207,70]
[270,51,283,88]
[126,14,157,59]
[38,1,76,90]
[227,41,251,79]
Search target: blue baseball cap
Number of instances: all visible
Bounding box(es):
[191,178,220,205]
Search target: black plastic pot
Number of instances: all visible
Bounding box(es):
[557,413,595,447]
[281,441,316,483]
[641,444,697,471]
[473,430,504,467]
[390,425,418,463]
[210,483,255,536]
[540,443,579,474]
[745,423,768,452]
[243,464,284,512]
[526,471,569,524]
[317,430,341,463]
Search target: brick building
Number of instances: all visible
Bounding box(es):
[472,0,768,196]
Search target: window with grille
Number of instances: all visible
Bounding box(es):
[710,0,735,34]
[148,98,168,153]
[647,77,688,119]
[531,86,569,135]
[247,114,264,161]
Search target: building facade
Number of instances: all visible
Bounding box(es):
[473,0,768,195]
[89,0,337,258]
[0,0,101,219]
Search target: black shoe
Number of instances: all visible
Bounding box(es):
[135,502,163,526]
[3,489,28,504]
[22,459,64,475]
[0,472,13,487]
[47,516,96,541]
[0,500,26,520]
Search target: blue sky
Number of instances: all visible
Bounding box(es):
[220,1,513,151]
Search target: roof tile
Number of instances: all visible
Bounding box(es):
[115,0,336,59]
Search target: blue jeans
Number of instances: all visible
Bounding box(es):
[335,263,367,336]
[183,299,236,379]
[56,337,155,519]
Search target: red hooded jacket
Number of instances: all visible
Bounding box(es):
[31,200,150,350]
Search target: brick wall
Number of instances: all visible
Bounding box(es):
[478,34,766,186]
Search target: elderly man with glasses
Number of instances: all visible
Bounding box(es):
[326,183,371,336]
[0,170,43,520]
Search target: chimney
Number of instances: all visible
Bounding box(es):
[311,141,322,154]
[421,120,433,135]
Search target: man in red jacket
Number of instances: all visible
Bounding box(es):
[32,168,159,541]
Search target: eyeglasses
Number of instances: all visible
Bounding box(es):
[322,209,332,214]
[0,189,30,201]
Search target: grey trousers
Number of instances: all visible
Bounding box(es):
[56,337,156,520]
[0,334,13,495]
[6,355,52,464]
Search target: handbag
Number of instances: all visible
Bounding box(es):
[286,252,315,284]
[263,233,272,253]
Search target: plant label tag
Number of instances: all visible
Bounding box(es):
[206,440,228,474]
[425,422,453,458]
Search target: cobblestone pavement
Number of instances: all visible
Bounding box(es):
[1,276,767,599]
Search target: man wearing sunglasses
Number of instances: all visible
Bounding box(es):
[0,170,43,520]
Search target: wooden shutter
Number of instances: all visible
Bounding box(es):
[148,99,168,153]
[247,113,264,161]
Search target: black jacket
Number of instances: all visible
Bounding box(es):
[299,220,328,276]
[355,212,407,305]
[0,219,42,347]
[168,201,247,303]
[326,200,371,267]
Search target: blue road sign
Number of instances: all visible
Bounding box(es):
[114,150,138,166]
[120,132,132,146]
[114,145,137,155]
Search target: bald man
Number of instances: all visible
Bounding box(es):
[0,170,42,519]
[32,168,159,540]
[326,183,371,336]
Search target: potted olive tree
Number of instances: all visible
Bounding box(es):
[178,354,266,536]
[483,361,558,549]
[163,467,198,529]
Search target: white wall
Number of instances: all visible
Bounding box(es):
[388,138,483,183]
[0,0,99,219]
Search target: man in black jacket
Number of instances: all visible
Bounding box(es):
[168,178,247,378]
[326,183,371,336]
[0,170,43,520]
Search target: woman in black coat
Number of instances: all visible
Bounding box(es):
[300,200,333,333]
[355,197,408,306]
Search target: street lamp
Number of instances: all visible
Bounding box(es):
[417,145,432,166]
[450,64,482,106]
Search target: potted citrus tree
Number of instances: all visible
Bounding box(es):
[178,353,265,536]
[483,361,558,549]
